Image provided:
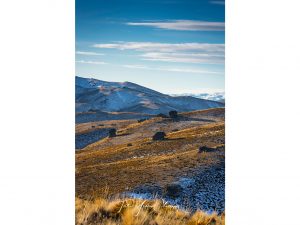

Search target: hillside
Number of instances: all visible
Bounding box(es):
[76,108,225,213]
[76,76,224,114]
[76,197,225,225]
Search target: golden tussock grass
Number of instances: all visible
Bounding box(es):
[76,108,225,213]
[76,121,225,197]
[76,197,225,225]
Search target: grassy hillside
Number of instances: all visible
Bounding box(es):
[76,108,225,209]
[76,197,225,225]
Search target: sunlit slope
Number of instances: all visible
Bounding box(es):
[76,108,225,198]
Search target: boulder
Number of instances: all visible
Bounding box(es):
[152,132,166,141]
[169,110,178,119]
[164,183,183,198]
[108,128,117,138]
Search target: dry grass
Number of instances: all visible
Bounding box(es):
[76,108,225,207]
[76,197,225,225]
[76,109,225,198]
[76,120,137,135]
[78,108,224,152]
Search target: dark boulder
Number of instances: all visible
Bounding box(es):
[152,132,166,141]
[164,183,183,198]
[108,128,117,138]
[169,110,178,119]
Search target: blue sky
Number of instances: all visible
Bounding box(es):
[76,0,224,94]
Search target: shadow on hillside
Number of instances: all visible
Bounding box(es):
[179,116,215,122]
[158,116,215,123]
[116,133,131,137]
[164,137,185,141]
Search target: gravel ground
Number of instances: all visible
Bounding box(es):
[75,128,110,149]
[125,161,225,213]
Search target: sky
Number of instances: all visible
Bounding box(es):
[76,0,225,94]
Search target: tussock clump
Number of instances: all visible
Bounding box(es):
[187,211,225,225]
[76,197,224,225]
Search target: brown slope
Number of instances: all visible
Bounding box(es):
[76,108,225,198]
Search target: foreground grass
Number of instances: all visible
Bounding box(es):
[76,197,225,225]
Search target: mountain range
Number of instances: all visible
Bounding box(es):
[76,76,224,114]
[171,92,225,103]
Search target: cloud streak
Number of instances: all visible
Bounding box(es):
[141,52,224,64]
[76,60,107,65]
[93,42,224,53]
[94,42,224,64]
[126,20,224,31]
[123,64,219,74]
[76,51,104,56]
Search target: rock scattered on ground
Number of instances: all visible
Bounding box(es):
[126,162,225,213]
[75,129,110,149]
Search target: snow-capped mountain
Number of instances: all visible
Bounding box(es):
[76,76,224,114]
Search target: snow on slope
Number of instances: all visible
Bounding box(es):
[75,76,224,114]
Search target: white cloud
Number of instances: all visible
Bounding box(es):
[162,68,218,74]
[76,51,104,56]
[94,42,224,65]
[123,64,219,74]
[76,60,107,65]
[123,64,148,69]
[93,42,224,53]
[126,20,224,31]
[141,52,224,64]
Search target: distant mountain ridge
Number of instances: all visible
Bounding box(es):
[76,76,224,114]
[171,92,225,103]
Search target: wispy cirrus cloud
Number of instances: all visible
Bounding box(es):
[76,51,104,56]
[123,64,219,74]
[93,42,224,64]
[76,60,107,65]
[93,42,224,53]
[141,52,224,64]
[126,20,224,31]
[123,65,148,69]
